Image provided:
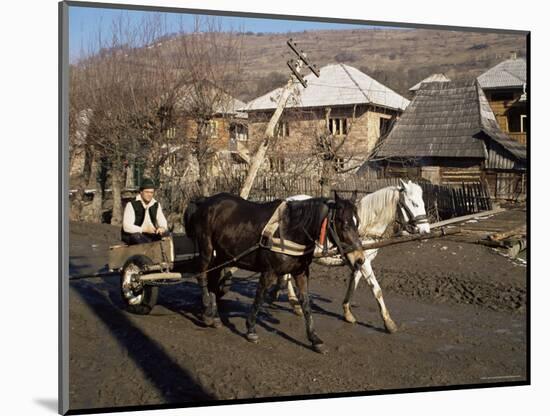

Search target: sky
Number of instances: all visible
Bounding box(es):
[69,4,398,62]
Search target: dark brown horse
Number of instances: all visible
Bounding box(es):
[184,192,365,353]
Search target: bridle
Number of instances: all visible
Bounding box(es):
[397,188,429,233]
[303,200,362,265]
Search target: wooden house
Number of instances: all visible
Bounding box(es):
[477,56,527,144]
[242,63,409,175]
[368,80,526,200]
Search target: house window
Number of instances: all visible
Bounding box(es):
[490,92,514,101]
[335,157,345,170]
[275,121,290,137]
[520,115,527,133]
[328,117,348,136]
[269,157,285,172]
[168,152,177,168]
[165,127,177,139]
[508,113,527,133]
[206,120,218,138]
[230,123,248,141]
[379,117,392,138]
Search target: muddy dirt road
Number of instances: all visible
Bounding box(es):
[68,222,527,411]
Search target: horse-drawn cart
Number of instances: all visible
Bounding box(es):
[106,225,459,315]
[107,235,232,314]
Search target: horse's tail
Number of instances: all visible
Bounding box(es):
[183,198,204,240]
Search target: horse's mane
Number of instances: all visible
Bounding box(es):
[283,198,327,236]
[357,186,400,238]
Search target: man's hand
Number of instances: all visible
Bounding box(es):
[155,227,166,235]
[142,224,156,234]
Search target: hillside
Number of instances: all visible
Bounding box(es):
[233,28,527,101]
[77,27,527,103]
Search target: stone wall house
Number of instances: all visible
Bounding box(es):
[241,64,409,177]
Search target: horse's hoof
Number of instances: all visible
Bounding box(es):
[246,332,259,343]
[313,343,328,354]
[344,313,357,324]
[212,317,222,328]
[202,315,214,327]
[293,305,304,316]
[385,319,398,334]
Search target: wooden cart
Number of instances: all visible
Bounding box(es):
[108,235,233,315]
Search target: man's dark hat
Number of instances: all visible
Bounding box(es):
[139,177,157,190]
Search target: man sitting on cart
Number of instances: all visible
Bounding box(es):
[121,177,169,245]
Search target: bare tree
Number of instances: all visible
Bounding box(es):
[174,16,245,196]
[69,13,247,229]
[71,13,191,224]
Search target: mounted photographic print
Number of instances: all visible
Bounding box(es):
[59,1,529,414]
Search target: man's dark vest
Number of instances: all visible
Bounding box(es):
[121,200,159,239]
[131,200,159,229]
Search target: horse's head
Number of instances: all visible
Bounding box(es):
[328,193,365,267]
[397,179,430,235]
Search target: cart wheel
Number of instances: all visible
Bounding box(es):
[120,255,159,315]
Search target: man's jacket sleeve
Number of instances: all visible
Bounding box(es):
[156,204,168,230]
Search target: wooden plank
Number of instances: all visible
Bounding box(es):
[430,208,505,229]
[473,183,480,211]
[469,184,476,213]
[463,185,471,214]
[481,183,489,210]
[469,184,475,212]
[457,187,465,216]
[488,226,527,241]
[314,227,460,257]
[140,272,182,282]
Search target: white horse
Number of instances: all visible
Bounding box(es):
[282,180,430,333]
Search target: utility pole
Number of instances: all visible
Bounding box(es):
[239,39,320,199]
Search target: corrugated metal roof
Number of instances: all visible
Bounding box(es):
[243,64,409,112]
[375,80,526,163]
[477,58,526,89]
[409,73,451,91]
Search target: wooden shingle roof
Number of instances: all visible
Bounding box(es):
[375,80,526,161]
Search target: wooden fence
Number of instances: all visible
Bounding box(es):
[181,174,493,223]
[212,175,320,202]
[333,177,492,222]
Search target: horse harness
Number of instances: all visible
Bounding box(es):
[260,200,361,261]
[396,188,429,234]
[260,201,314,256]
